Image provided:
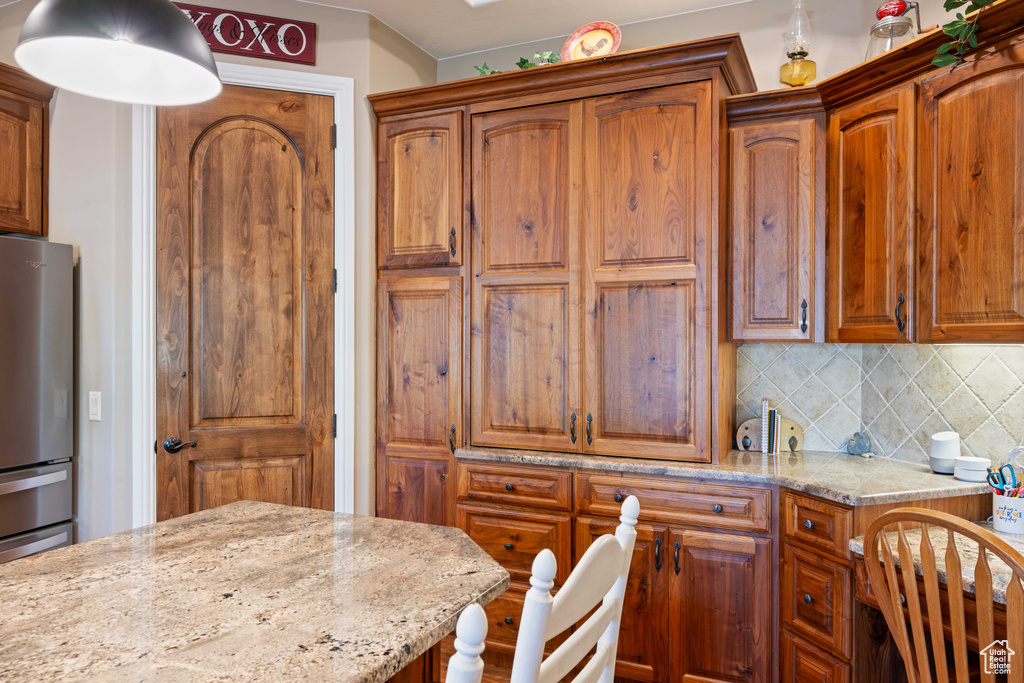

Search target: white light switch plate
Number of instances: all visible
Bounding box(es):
[89,391,102,422]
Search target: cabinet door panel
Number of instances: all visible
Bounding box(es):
[671,529,771,683]
[827,84,915,343]
[584,83,712,462]
[730,115,823,342]
[576,517,668,683]
[590,280,700,456]
[0,91,45,236]
[471,103,582,453]
[472,283,579,451]
[378,110,462,268]
[474,104,572,273]
[378,278,461,456]
[920,52,1024,341]
[384,456,449,526]
[376,278,460,525]
[588,87,700,268]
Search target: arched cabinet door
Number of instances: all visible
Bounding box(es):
[826,84,916,343]
[377,110,463,268]
[918,48,1024,342]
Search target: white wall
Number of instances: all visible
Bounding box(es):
[437,0,956,89]
[0,0,435,540]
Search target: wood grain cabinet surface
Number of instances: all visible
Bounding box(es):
[826,83,917,343]
[917,40,1024,342]
[377,110,463,268]
[376,277,461,524]
[0,63,53,237]
[470,102,582,453]
[727,90,825,343]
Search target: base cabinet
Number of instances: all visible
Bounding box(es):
[381,455,450,526]
[782,630,850,683]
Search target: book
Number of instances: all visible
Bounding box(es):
[761,399,770,454]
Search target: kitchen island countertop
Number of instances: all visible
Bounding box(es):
[456,447,990,506]
[0,501,509,682]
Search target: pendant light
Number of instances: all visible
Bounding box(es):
[14,0,222,106]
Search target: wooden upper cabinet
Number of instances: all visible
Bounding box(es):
[728,91,825,342]
[0,63,53,237]
[471,102,582,453]
[827,84,916,343]
[377,110,463,268]
[583,83,711,462]
[918,45,1024,342]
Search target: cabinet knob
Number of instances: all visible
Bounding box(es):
[505,483,514,492]
[614,494,624,503]
[803,593,813,605]
[504,617,513,625]
[504,542,513,551]
[712,504,723,514]
[804,519,815,530]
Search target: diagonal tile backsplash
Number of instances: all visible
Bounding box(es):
[736,343,1024,464]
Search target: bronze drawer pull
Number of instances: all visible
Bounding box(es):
[655,536,662,571]
[803,594,813,605]
[570,412,577,444]
[800,299,808,334]
[505,483,514,492]
[895,292,906,333]
[712,504,723,514]
[673,539,681,575]
[450,228,456,257]
[803,519,815,530]
[586,413,593,445]
[504,542,513,551]
[504,617,513,625]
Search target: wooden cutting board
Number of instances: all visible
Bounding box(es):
[735,418,804,452]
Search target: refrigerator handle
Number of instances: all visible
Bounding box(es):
[0,530,68,563]
[0,470,68,496]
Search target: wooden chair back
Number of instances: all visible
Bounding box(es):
[864,508,1024,683]
[447,495,639,683]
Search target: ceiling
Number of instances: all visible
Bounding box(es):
[300,0,750,59]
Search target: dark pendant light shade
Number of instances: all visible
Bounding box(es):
[15,0,222,106]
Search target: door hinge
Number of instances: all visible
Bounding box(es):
[333,268,337,293]
[332,414,337,439]
[331,124,337,150]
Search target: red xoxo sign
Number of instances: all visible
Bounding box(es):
[174,4,317,66]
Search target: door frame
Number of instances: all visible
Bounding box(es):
[130,62,356,527]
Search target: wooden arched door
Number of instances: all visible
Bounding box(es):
[155,85,335,520]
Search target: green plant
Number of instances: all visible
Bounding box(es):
[475,51,560,76]
[934,0,994,69]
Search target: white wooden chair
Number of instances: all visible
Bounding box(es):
[447,495,640,683]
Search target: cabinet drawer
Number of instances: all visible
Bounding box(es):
[457,505,572,585]
[782,629,850,683]
[578,472,771,533]
[784,492,851,558]
[457,462,572,512]
[782,544,851,658]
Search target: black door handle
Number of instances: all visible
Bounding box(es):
[654,536,662,571]
[449,228,456,257]
[586,413,593,445]
[800,299,808,334]
[895,292,906,333]
[449,424,456,454]
[674,539,681,575]
[163,437,196,454]
[570,412,577,444]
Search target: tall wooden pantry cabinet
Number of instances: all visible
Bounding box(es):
[372,36,756,682]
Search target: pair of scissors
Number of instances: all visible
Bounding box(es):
[989,464,1018,493]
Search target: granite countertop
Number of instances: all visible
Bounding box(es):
[0,501,510,682]
[456,447,990,506]
[850,522,1023,605]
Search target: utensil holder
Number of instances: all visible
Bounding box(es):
[993,493,1024,535]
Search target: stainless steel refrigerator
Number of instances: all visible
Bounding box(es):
[0,235,74,563]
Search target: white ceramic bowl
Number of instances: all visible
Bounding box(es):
[954,465,989,483]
